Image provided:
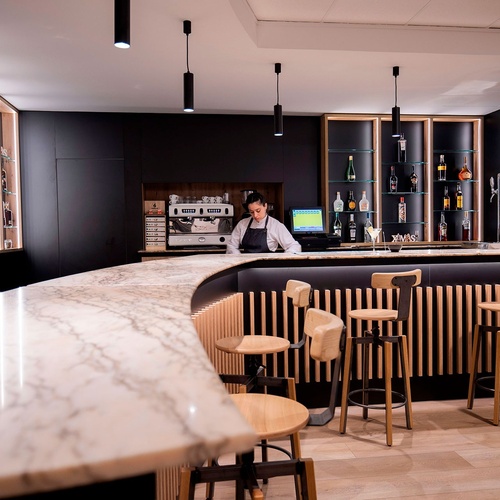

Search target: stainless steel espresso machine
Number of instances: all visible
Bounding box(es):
[168,203,234,247]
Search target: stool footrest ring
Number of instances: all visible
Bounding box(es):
[476,375,496,394]
[347,388,407,411]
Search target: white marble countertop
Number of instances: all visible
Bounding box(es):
[2,247,500,497]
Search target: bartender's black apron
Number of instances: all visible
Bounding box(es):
[241,216,271,253]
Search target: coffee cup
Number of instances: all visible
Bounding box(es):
[209,196,216,203]
[169,194,179,204]
[215,196,223,203]
[202,196,210,203]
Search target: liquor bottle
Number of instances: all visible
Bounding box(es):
[332,212,342,237]
[346,155,356,181]
[398,196,406,223]
[455,182,463,210]
[389,165,398,192]
[348,213,356,242]
[333,191,344,212]
[398,133,407,163]
[364,212,373,243]
[462,211,471,241]
[437,154,446,181]
[3,201,13,227]
[409,165,418,192]
[443,185,450,210]
[347,190,356,211]
[1,167,7,191]
[358,190,369,211]
[438,212,447,241]
[458,156,473,180]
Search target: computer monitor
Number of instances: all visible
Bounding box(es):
[289,206,326,236]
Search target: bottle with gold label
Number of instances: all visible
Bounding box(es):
[443,186,450,210]
[346,155,356,181]
[458,156,472,180]
[347,190,356,211]
[455,182,463,210]
[437,154,446,181]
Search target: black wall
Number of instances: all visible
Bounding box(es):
[484,109,500,243]
[16,112,320,285]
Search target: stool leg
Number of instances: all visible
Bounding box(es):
[467,324,482,410]
[362,338,370,420]
[339,336,353,434]
[400,335,413,430]
[299,458,317,500]
[383,341,393,446]
[494,331,500,426]
[178,466,196,500]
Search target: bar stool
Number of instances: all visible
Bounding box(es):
[339,269,421,446]
[215,279,312,389]
[177,390,317,500]
[467,301,500,425]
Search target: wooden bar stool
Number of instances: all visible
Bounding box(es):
[178,390,317,500]
[339,269,421,446]
[215,279,311,390]
[467,301,500,425]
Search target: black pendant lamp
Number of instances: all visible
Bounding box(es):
[183,20,194,113]
[392,66,401,138]
[114,0,130,49]
[274,63,283,137]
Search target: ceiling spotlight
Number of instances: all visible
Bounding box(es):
[274,63,283,137]
[183,20,194,112]
[392,66,401,138]
[114,0,130,49]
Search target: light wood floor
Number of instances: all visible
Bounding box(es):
[190,398,500,499]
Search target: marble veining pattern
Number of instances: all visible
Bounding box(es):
[2,248,500,497]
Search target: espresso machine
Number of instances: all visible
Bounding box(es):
[168,202,234,247]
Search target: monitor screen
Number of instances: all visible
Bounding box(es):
[289,207,326,235]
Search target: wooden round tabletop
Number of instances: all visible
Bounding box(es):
[216,335,290,355]
[478,301,500,312]
[231,393,310,440]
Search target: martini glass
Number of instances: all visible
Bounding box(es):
[366,227,381,252]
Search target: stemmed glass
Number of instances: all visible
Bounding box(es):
[365,227,381,252]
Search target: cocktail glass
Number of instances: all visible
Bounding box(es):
[366,227,381,252]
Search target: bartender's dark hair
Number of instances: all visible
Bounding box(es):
[246,192,266,205]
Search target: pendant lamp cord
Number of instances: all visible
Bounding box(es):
[394,74,398,108]
[276,71,280,105]
[185,33,190,73]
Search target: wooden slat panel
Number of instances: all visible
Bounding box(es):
[446,285,454,374]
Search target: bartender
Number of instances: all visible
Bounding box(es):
[226,192,301,254]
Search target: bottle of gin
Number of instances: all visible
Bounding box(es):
[347,190,356,211]
[332,212,342,237]
[364,213,373,242]
[437,154,447,181]
[358,190,369,211]
[456,182,463,210]
[438,212,447,241]
[398,133,407,163]
[458,156,472,180]
[462,211,471,241]
[348,213,356,242]
[398,197,406,223]
[346,155,356,181]
[443,185,450,210]
[389,165,398,192]
[409,165,418,192]
[333,191,344,212]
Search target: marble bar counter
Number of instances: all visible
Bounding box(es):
[2,247,500,498]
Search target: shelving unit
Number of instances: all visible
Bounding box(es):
[322,114,483,244]
[321,115,379,243]
[0,97,21,251]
